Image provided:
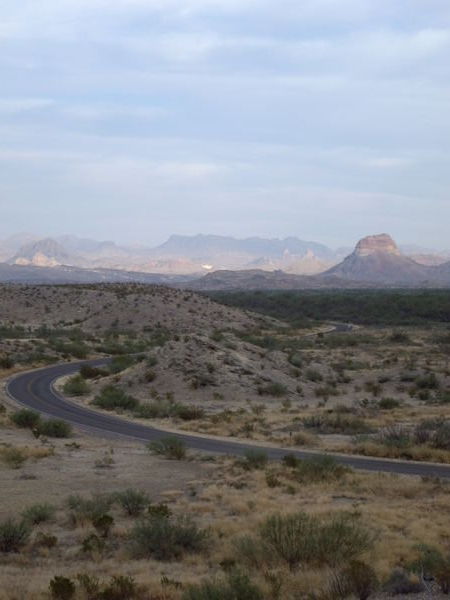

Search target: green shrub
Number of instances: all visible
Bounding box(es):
[148,502,172,519]
[0,518,31,552]
[383,568,423,595]
[259,512,317,570]
[100,575,139,600]
[10,409,41,429]
[67,493,115,523]
[173,404,205,421]
[258,382,288,397]
[115,489,149,516]
[49,576,76,600]
[302,414,372,435]
[1,447,27,469]
[38,419,72,438]
[330,560,379,600]
[63,375,90,396]
[146,354,158,367]
[183,570,263,600]
[22,503,56,525]
[109,355,135,374]
[93,385,138,411]
[92,514,114,538]
[378,397,401,410]
[305,368,323,382]
[147,436,187,460]
[0,356,14,369]
[415,373,439,390]
[80,364,106,379]
[35,532,58,549]
[82,533,105,554]
[259,511,373,570]
[239,449,269,470]
[129,515,207,560]
[294,455,350,483]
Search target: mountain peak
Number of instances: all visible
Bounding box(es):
[355,234,400,257]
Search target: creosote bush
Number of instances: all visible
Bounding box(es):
[0,518,31,553]
[63,374,90,396]
[183,570,263,600]
[22,503,56,525]
[147,436,187,460]
[49,576,75,600]
[38,419,72,438]
[115,488,150,516]
[93,385,138,411]
[237,511,373,571]
[289,454,349,483]
[129,514,207,560]
[239,449,269,470]
[10,408,41,429]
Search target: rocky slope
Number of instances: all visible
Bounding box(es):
[323,234,445,285]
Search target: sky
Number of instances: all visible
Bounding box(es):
[0,0,449,249]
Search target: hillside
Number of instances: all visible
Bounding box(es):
[323,234,437,285]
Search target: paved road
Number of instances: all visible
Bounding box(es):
[6,358,450,479]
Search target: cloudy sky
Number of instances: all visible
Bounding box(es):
[1,0,449,249]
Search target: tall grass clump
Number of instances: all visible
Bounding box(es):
[0,518,31,552]
[129,514,207,560]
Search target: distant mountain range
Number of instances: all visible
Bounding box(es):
[0,232,449,287]
[0,233,340,275]
[186,234,450,290]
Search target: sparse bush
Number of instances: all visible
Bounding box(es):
[147,436,187,460]
[93,385,138,411]
[82,533,105,554]
[331,560,379,600]
[63,374,90,396]
[100,575,139,600]
[294,455,350,483]
[92,514,114,538]
[240,449,269,470]
[378,397,401,410]
[22,503,56,525]
[80,364,107,379]
[305,368,323,382]
[129,515,207,560]
[115,489,149,516]
[148,503,172,519]
[383,568,423,595]
[144,369,156,382]
[49,576,76,600]
[10,408,41,429]
[415,372,439,390]
[303,414,372,435]
[0,518,31,553]
[109,355,135,374]
[1,446,27,469]
[183,570,263,600]
[67,493,115,524]
[258,382,288,397]
[259,511,373,570]
[146,354,158,367]
[38,419,72,438]
[0,356,14,369]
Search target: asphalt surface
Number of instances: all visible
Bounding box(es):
[6,358,450,479]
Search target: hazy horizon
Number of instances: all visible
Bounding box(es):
[1,1,449,247]
[1,230,447,255]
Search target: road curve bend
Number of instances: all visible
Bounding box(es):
[6,358,450,479]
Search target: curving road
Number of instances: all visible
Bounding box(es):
[6,358,450,479]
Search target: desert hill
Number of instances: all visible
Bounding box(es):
[0,283,262,333]
[324,234,441,285]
